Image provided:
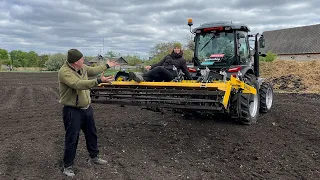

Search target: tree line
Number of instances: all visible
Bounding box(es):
[0,49,49,68]
[0,39,194,71]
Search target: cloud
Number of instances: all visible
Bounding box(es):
[0,0,319,58]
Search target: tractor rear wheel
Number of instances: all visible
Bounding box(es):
[259,82,273,113]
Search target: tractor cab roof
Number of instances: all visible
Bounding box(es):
[192,21,250,33]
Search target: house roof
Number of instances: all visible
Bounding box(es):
[109,57,128,64]
[88,56,128,64]
[262,24,320,55]
[89,55,104,63]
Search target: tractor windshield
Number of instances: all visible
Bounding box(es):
[195,31,235,66]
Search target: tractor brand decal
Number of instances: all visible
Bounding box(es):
[201,61,215,66]
[205,54,225,62]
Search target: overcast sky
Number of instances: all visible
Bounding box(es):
[0,0,319,58]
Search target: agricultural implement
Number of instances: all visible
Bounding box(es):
[90,19,274,125]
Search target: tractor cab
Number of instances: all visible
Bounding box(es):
[188,19,265,79]
[193,22,250,67]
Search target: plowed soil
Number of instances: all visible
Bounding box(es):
[0,72,319,180]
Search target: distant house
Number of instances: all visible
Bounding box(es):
[262,24,320,60]
[88,56,129,69]
[109,57,128,65]
[88,55,104,66]
[108,57,129,70]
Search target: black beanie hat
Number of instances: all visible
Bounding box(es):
[67,49,83,63]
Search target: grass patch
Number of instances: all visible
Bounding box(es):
[1,67,51,72]
[103,69,120,76]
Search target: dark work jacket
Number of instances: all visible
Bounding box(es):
[151,51,192,80]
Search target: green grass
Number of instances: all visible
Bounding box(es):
[0,69,55,73]
[102,68,141,76]
[0,67,50,72]
[103,69,119,76]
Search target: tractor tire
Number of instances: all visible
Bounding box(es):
[259,82,274,113]
[231,74,259,125]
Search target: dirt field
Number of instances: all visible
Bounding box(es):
[0,72,319,180]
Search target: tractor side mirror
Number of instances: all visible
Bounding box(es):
[260,53,267,57]
[259,35,265,48]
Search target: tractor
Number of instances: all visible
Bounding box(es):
[90,19,274,125]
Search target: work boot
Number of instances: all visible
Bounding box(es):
[63,166,75,177]
[89,157,108,165]
[129,72,144,82]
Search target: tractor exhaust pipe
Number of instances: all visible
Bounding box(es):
[254,33,259,77]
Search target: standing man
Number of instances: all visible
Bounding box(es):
[58,49,119,177]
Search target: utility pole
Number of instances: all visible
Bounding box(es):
[102,37,104,56]
[11,55,13,71]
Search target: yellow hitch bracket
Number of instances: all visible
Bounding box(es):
[221,76,257,109]
[222,81,232,109]
[230,76,257,95]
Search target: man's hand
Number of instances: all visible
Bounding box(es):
[145,65,151,71]
[107,60,120,67]
[100,72,114,83]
